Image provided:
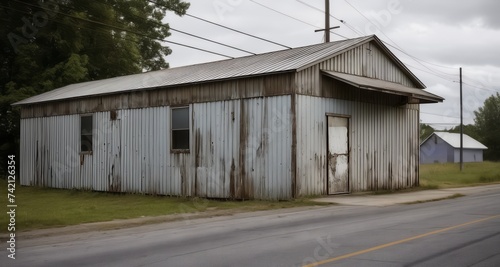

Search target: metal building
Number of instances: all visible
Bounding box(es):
[420,132,487,164]
[14,35,443,199]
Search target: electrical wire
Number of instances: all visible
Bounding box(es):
[86,0,255,55]
[185,13,292,49]
[249,0,349,40]
[295,0,363,37]
[6,0,235,59]
[343,0,402,50]
[169,28,256,55]
[462,82,500,93]
[420,111,461,120]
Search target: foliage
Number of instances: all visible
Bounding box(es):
[447,124,480,141]
[0,0,190,174]
[474,93,500,160]
[420,123,435,142]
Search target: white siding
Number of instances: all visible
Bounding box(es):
[296,95,420,195]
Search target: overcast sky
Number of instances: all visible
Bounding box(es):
[163,0,500,129]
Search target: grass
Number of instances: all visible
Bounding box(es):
[420,161,500,189]
[0,179,329,233]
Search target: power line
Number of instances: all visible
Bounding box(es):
[88,0,255,55]
[249,0,349,40]
[7,1,235,59]
[462,82,500,93]
[382,41,458,78]
[146,0,292,49]
[295,0,362,37]
[404,63,457,82]
[343,0,402,49]
[342,0,459,78]
[164,28,256,55]
[420,111,461,120]
[184,13,292,49]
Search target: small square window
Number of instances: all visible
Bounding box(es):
[171,107,189,150]
[81,115,93,152]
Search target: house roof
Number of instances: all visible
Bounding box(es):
[322,71,443,103]
[423,132,488,149]
[14,35,427,106]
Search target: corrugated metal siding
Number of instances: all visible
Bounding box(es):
[296,42,420,96]
[296,95,419,195]
[19,96,292,200]
[20,73,295,119]
[193,96,292,199]
[193,100,240,198]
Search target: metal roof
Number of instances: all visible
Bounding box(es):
[427,132,488,149]
[13,35,426,105]
[322,70,444,103]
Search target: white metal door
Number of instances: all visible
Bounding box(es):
[327,116,349,194]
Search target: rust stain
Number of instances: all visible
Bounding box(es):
[180,164,187,196]
[230,158,236,199]
[194,128,201,196]
[238,100,247,199]
[108,164,121,192]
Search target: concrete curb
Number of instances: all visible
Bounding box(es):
[311,184,500,206]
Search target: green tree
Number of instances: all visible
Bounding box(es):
[448,124,479,141]
[420,123,435,142]
[474,93,500,161]
[0,0,189,174]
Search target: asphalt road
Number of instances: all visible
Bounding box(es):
[3,188,500,267]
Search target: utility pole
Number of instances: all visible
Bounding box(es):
[460,67,463,171]
[325,0,330,42]
[315,0,340,42]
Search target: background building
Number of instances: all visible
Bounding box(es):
[420,132,488,164]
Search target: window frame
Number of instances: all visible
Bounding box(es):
[170,106,190,153]
[80,114,93,154]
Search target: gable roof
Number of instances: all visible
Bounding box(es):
[422,132,488,149]
[14,35,426,106]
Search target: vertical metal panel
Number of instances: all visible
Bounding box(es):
[296,95,419,195]
[20,96,292,199]
[193,96,292,200]
[297,42,419,96]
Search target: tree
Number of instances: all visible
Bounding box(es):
[0,0,190,174]
[474,93,500,161]
[448,124,479,141]
[420,123,434,142]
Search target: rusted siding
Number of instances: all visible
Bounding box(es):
[295,41,420,96]
[296,95,419,196]
[193,96,292,200]
[19,96,292,200]
[19,73,295,119]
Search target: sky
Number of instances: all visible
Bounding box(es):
[163,0,500,129]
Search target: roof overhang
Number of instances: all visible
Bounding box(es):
[321,70,444,104]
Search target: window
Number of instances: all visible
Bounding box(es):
[81,115,93,152]
[171,107,189,150]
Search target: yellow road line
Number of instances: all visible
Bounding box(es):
[303,214,500,267]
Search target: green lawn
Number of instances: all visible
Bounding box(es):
[420,161,500,189]
[0,180,328,233]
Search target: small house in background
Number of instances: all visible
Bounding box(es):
[420,132,487,164]
[14,35,443,200]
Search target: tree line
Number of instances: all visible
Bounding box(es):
[0,0,190,175]
[420,93,500,161]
